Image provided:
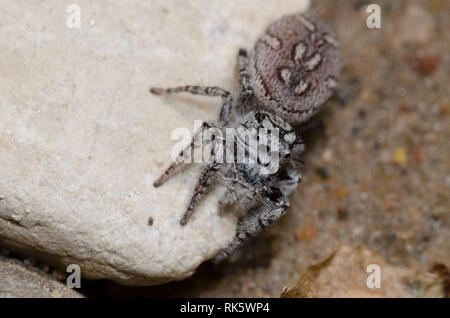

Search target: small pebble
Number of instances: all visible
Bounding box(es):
[415,55,442,76]
[322,149,333,162]
[393,147,407,167]
[11,212,23,222]
[384,199,394,211]
[337,208,348,221]
[315,167,330,180]
[412,147,424,164]
[359,90,374,103]
[351,126,360,136]
[295,224,318,242]
[400,104,412,113]
[334,188,349,199]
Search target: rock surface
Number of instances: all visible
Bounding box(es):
[0,0,310,285]
[281,246,445,298]
[0,255,83,298]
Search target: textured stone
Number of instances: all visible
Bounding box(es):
[0,0,309,285]
[0,255,83,298]
[281,246,445,298]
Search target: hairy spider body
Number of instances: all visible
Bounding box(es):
[150,13,340,262]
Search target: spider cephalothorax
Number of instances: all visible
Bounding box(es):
[217,110,304,212]
[150,12,340,262]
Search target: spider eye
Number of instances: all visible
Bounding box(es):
[267,187,283,204]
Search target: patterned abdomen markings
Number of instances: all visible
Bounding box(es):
[250,14,340,125]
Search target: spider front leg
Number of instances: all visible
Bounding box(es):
[180,163,220,225]
[212,193,289,263]
[150,85,233,126]
[153,121,214,187]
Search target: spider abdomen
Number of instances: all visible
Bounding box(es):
[250,13,340,125]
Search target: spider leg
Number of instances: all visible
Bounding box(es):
[238,49,254,97]
[153,121,214,187]
[212,196,289,263]
[150,85,233,126]
[180,163,220,225]
[219,164,240,205]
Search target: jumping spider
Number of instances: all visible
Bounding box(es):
[150,13,340,262]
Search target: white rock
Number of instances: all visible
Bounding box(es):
[0,0,309,285]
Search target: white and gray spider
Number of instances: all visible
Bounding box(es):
[150,13,340,262]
